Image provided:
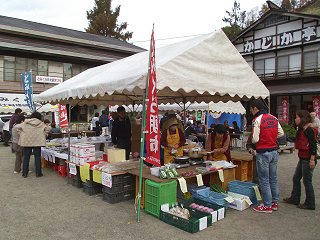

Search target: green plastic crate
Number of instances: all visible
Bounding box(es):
[159,207,212,233]
[145,180,177,218]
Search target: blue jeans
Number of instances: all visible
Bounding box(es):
[256,150,280,207]
[22,147,42,176]
[290,159,315,209]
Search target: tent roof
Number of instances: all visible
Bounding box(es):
[0,93,56,114]
[36,29,269,105]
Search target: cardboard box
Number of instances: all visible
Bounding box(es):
[107,148,126,163]
[227,192,252,211]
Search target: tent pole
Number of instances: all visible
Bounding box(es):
[268,96,271,114]
[137,92,147,223]
[67,104,71,162]
[137,24,154,222]
[183,98,186,126]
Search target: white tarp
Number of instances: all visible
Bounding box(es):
[35,29,269,105]
[110,101,246,114]
[0,93,56,114]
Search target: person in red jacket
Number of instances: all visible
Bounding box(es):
[283,110,317,210]
[250,100,284,213]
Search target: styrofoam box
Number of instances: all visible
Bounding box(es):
[78,155,96,165]
[227,192,252,211]
[77,144,95,157]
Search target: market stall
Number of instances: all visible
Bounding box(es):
[36,29,268,230]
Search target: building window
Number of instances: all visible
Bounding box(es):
[0,56,3,81]
[15,57,27,81]
[289,54,301,71]
[27,59,38,82]
[38,60,48,76]
[48,61,63,78]
[254,58,275,75]
[278,56,289,73]
[304,51,317,70]
[81,65,89,72]
[64,63,72,80]
[254,60,264,75]
[265,58,275,74]
[4,56,15,81]
[72,64,81,76]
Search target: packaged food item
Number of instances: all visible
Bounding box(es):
[170,166,179,177]
[159,169,167,179]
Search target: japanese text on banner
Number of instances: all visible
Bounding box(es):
[58,104,69,128]
[279,97,289,123]
[313,96,320,119]
[145,28,160,167]
[21,71,34,112]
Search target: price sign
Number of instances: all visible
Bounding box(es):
[69,163,77,175]
[102,172,112,188]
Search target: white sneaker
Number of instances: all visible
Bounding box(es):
[29,170,32,173]
[13,171,20,174]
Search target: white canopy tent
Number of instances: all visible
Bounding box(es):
[0,93,57,114]
[35,29,269,223]
[109,101,246,115]
[35,29,269,106]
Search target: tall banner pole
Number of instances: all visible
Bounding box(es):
[21,71,35,112]
[137,25,155,222]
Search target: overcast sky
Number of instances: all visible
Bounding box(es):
[0,0,269,48]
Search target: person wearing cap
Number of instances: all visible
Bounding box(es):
[111,106,132,160]
[250,99,284,214]
[160,117,186,164]
[210,124,231,161]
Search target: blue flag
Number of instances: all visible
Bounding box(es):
[21,71,35,112]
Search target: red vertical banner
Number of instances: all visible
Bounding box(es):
[58,104,69,128]
[313,96,320,118]
[280,96,289,123]
[145,28,160,166]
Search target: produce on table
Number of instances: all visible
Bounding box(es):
[168,205,190,220]
[211,183,227,194]
[183,192,192,200]
[159,169,167,179]
[181,171,197,177]
[189,203,215,214]
[159,165,179,179]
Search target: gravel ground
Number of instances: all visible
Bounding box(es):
[0,145,318,240]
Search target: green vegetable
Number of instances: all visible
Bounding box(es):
[159,169,167,179]
[211,183,227,194]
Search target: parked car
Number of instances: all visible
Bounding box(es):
[0,115,11,141]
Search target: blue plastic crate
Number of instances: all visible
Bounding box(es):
[194,188,229,207]
[189,185,210,196]
[228,180,258,205]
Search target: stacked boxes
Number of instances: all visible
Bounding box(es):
[70,144,96,165]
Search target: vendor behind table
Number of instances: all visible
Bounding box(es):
[210,124,231,161]
[161,117,186,164]
[111,106,131,160]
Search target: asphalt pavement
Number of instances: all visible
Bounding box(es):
[0,145,318,240]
